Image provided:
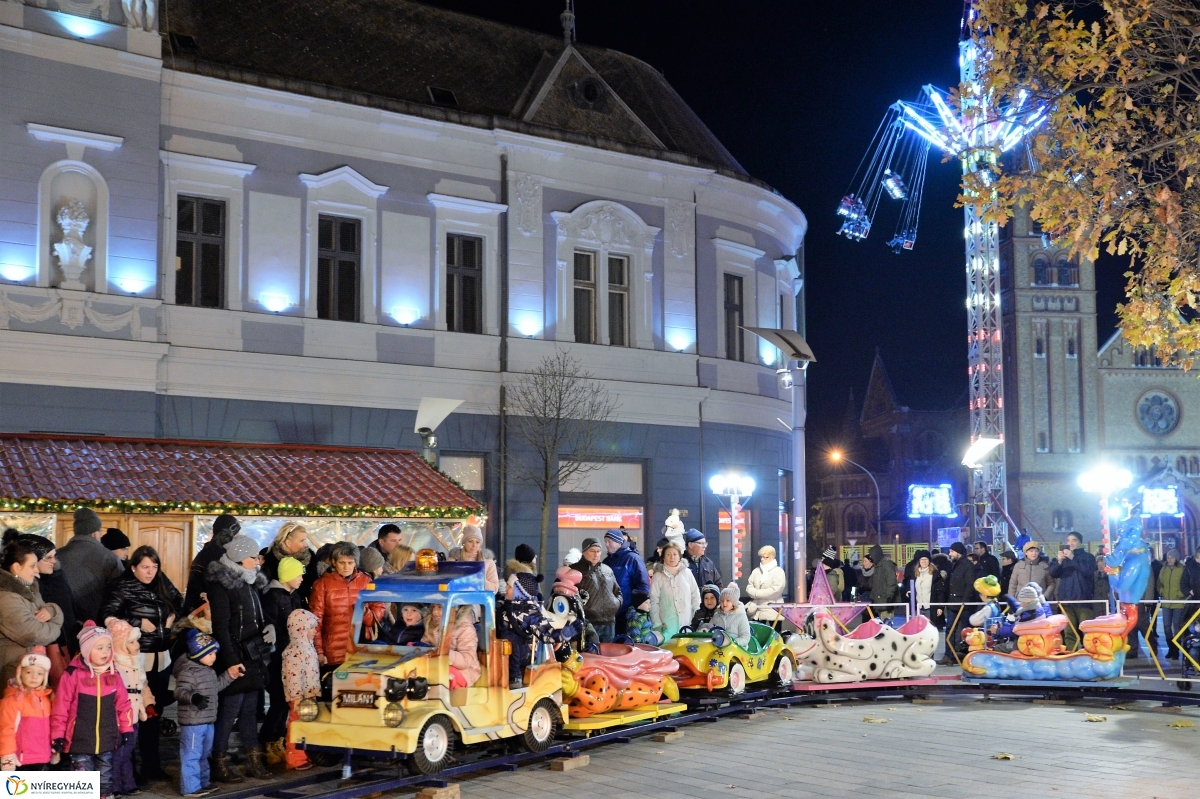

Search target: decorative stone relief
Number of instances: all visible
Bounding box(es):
[1031,295,1078,312]
[53,200,92,291]
[0,289,142,338]
[560,202,655,250]
[1137,390,1179,437]
[665,200,694,258]
[512,173,542,237]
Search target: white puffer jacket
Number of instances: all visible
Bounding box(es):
[745,559,786,620]
[649,563,701,640]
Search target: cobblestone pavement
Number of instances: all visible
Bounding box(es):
[454,700,1198,799]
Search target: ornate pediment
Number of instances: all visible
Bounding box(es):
[553,201,658,251]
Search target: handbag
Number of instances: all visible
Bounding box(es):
[47,642,70,687]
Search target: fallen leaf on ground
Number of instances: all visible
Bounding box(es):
[862,717,889,723]
[782,716,793,720]
[886,707,898,710]
[727,785,735,789]
[992,753,1016,760]
[1109,704,1133,710]
[1084,713,1107,722]
[654,750,664,754]
[1167,720,1194,728]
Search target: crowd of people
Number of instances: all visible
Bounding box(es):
[811,535,1200,664]
[2,506,1198,799]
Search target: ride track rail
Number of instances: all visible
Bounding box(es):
[208,679,1200,799]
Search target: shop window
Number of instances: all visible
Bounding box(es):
[724,273,744,361]
[176,195,225,308]
[446,233,482,333]
[317,215,359,321]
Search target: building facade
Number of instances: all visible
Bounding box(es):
[0,1,808,585]
[1001,204,1200,555]
[817,354,968,550]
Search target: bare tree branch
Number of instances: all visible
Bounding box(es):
[504,349,620,562]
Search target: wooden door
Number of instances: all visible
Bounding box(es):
[55,513,130,549]
[130,518,190,596]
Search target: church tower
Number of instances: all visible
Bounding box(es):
[999,204,1101,540]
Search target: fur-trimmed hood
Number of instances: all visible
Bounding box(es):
[506,558,534,577]
[270,540,312,566]
[449,546,495,563]
[205,556,268,592]
[0,569,40,601]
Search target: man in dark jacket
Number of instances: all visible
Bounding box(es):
[571,538,622,643]
[183,514,242,614]
[973,541,1002,582]
[365,523,402,575]
[1181,545,1200,603]
[864,544,899,619]
[1047,531,1098,649]
[683,528,722,589]
[603,529,650,636]
[999,550,1017,595]
[941,541,976,664]
[56,508,124,625]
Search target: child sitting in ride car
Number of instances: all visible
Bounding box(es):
[701,582,751,649]
[691,584,721,629]
[383,603,426,646]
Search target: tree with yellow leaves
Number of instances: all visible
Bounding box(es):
[963,1,1200,364]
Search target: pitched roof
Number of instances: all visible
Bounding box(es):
[860,351,899,422]
[162,0,750,179]
[0,435,480,516]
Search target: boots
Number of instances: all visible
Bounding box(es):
[264,739,284,766]
[244,747,273,780]
[211,754,244,784]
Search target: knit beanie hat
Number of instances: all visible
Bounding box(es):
[73,507,102,537]
[720,581,741,605]
[1017,582,1044,605]
[77,620,112,664]
[604,529,624,544]
[514,543,536,565]
[700,583,721,604]
[211,514,242,545]
[684,528,706,544]
[277,555,305,584]
[186,628,220,661]
[949,541,968,555]
[101,528,131,551]
[19,645,51,674]
[223,533,260,563]
[461,525,483,546]
[581,537,601,553]
[358,547,385,576]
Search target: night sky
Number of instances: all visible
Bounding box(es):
[423,0,1126,463]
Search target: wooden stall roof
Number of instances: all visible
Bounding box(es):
[0,434,481,517]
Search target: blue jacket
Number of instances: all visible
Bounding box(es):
[604,543,651,617]
[1048,547,1097,602]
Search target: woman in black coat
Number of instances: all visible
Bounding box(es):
[99,545,184,782]
[205,534,273,782]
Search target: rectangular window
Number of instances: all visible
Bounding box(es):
[175,196,225,308]
[608,255,628,347]
[317,215,360,321]
[573,251,596,344]
[447,233,483,333]
[724,273,744,361]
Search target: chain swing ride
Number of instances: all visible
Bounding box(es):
[835,7,1047,545]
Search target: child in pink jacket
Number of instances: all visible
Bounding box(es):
[0,647,56,771]
[281,610,319,771]
[51,622,134,799]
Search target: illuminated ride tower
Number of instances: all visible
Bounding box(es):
[835,23,1045,547]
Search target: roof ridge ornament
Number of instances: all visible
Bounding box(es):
[560,0,575,46]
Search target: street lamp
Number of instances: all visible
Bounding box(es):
[830,451,882,545]
[710,473,755,581]
[1078,464,1133,552]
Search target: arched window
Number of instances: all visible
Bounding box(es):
[1054,253,1079,286]
[1037,432,1049,453]
[1178,456,1188,474]
[1190,457,1199,476]
[1035,337,1045,358]
[1031,254,1052,286]
[844,505,868,535]
[1066,337,1077,358]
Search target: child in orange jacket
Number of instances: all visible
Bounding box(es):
[0,647,56,771]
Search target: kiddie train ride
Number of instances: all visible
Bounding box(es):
[959,517,1152,682]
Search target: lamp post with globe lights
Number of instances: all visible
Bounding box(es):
[709,473,755,581]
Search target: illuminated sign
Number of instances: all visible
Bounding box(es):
[557,506,643,529]
[907,484,957,518]
[1141,487,1182,517]
[717,510,754,533]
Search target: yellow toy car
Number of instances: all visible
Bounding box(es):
[663,622,794,695]
[288,559,565,774]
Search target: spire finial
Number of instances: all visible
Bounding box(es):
[560,0,575,46]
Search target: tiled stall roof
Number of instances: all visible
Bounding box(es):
[0,435,481,516]
[161,0,750,179]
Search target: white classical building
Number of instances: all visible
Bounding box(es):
[0,0,809,586]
